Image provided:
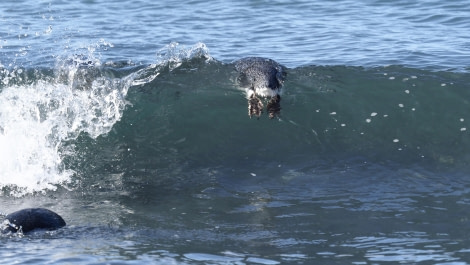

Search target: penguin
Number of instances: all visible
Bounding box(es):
[235,57,286,119]
[2,208,66,234]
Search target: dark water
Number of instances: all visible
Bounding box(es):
[1,1,470,264]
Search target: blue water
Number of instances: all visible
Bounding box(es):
[2,0,470,69]
[1,1,470,264]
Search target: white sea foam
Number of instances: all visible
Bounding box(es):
[0,59,132,196]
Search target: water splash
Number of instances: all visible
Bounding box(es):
[132,42,212,86]
[0,41,212,196]
[156,42,211,71]
[0,53,132,197]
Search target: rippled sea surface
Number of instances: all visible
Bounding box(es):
[1,1,470,264]
[2,0,470,69]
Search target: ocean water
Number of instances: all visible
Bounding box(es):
[1,0,470,264]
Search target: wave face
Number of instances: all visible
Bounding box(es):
[1,43,470,196]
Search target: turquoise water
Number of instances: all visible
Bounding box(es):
[1,1,470,264]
